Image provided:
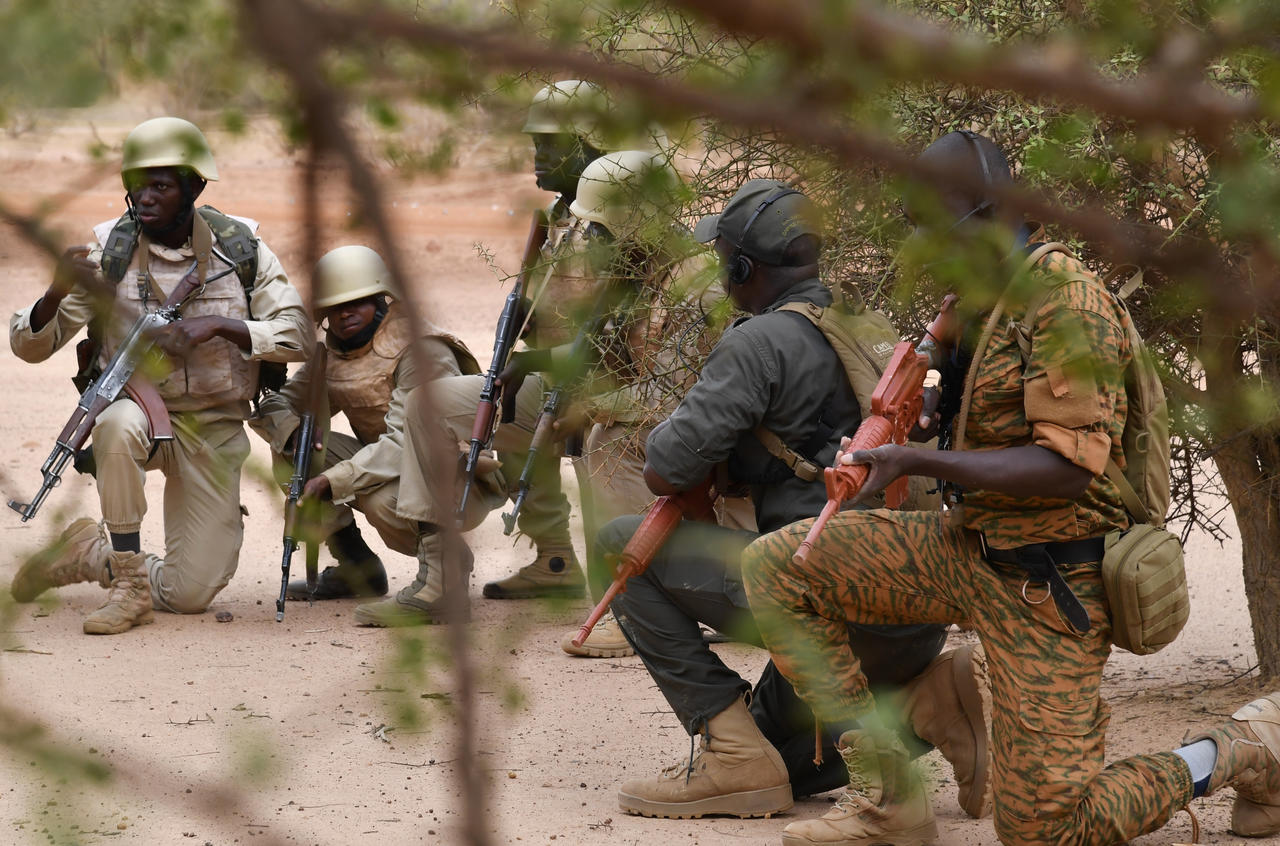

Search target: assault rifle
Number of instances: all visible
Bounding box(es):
[9,261,236,522]
[792,295,958,564]
[500,285,619,535]
[457,210,547,527]
[276,342,328,621]
[571,478,716,648]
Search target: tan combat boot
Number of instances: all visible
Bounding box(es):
[899,643,991,818]
[1185,692,1280,838]
[354,532,470,626]
[11,517,111,602]
[482,545,585,599]
[83,550,154,635]
[780,729,937,846]
[560,611,635,658]
[618,695,793,819]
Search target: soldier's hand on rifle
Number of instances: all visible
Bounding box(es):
[496,348,551,423]
[910,383,942,442]
[148,315,229,358]
[457,442,501,476]
[551,401,590,442]
[50,245,103,298]
[284,426,325,460]
[302,474,332,502]
[838,438,913,505]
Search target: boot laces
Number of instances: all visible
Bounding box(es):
[832,741,874,813]
[661,727,709,785]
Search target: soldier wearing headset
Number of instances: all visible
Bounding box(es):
[594,179,986,825]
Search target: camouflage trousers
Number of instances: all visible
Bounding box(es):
[741,508,1194,846]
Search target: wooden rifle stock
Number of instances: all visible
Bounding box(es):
[572,479,715,648]
[792,296,959,565]
[457,210,547,526]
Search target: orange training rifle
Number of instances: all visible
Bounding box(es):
[792,295,958,565]
[571,477,716,648]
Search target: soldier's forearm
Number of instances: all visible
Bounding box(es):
[213,316,253,352]
[909,444,1092,501]
[30,288,65,333]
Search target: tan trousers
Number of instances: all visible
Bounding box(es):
[396,373,571,548]
[92,399,250,614]
[269,432,420,557]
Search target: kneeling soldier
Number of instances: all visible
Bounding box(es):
[9,117,309,632]
[252,245,495,603]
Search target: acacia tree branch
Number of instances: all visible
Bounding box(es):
[294,0,1270,325]
[671,0,1260,143]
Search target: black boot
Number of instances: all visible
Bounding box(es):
[286,522,388,600]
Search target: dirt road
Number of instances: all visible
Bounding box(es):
[0,111,1262,845]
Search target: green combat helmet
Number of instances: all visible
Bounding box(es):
[523,80,609,150]
[313,245,393,310]
[120,117,218,182]
[570,150,680,241]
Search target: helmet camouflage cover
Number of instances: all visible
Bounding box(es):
[313,245,394,310]
[120,117,218,181]
[570,150,682,241]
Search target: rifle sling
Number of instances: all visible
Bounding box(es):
[752,426,822,482]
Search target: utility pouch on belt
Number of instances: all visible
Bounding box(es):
[1102,524,1188,655]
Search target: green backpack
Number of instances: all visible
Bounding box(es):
[752,289,941,507]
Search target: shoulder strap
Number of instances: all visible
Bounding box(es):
[752,426,822,482]
[1105,458,1148,521]
[954,242,1080,452]
[195,206,259,296]
[100,212,141,284]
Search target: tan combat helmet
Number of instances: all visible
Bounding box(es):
[523,80,608,150]
[120,117,218,181]
[569,150,681,240]
[313,245,394,310]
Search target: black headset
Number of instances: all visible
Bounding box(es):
[726,186,802,286]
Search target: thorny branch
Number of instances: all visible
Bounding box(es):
[289,0,1274,328]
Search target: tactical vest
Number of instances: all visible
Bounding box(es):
[87,205,287,398]
[326,302,478,445]
[91,210,260,409]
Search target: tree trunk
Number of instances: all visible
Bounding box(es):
[1213,433,1280,681]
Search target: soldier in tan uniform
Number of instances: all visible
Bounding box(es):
[251,245,499,603]
[351,81,611,624]
[9,117,310,634]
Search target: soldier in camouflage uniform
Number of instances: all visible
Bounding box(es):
[601,179,989,822]
[742,131,1280,845]
[251,245,500,609]
[347,80,608,624]
[9,117,310,633]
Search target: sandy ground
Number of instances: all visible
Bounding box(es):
[0,110,1269,846]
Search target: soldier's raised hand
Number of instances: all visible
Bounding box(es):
[50,245,99,297]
